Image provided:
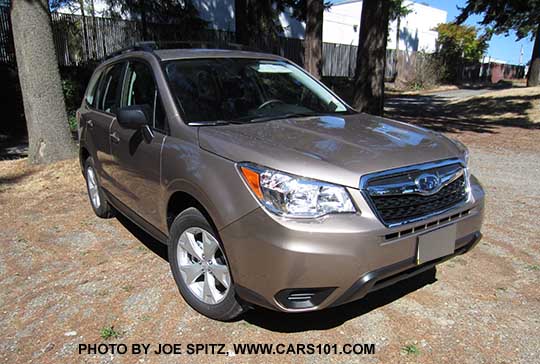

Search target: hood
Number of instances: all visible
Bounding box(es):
[198,113,463,188]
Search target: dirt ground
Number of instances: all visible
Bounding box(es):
[1,88,539,363]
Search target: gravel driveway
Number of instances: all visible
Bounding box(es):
[1,109,539,363]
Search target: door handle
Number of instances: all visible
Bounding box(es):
[110,132,120,144]
[87,120,94,129]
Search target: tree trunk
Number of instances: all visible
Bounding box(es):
[352,0,390,116]
[78,0,90,60]
[393,15,400,80]
[527,24,540,87]
[304,0,324,79]
[89,0,98,59]
[235,0,249,45]
[11,0,75,164]
[140,0,148,41]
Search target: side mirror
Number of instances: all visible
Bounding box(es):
[117,105,149,130]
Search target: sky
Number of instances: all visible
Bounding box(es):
[332,0,534,65]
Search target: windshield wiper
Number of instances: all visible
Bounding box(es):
[187,120,231,126]
[239,112,320,124]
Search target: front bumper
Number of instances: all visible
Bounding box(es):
[220,175,485,312]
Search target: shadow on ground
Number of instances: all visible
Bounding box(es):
[0,170,35,187]
[116,210,437,332]
[385,94,539,134]
[115,213,169,261]
[242,268,436,333]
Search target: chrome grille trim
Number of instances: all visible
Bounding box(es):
[359,158,469,227]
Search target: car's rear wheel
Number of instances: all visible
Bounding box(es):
[168,207,245,321]
[84,157,114,218]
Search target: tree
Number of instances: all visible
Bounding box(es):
[104,0,207,41]
[434,23,488,82]
[389,0,412,79]
[234,0,249,45]
[282,0,328,79]
[352,0,391,115]
[11,0,75,164]
[456,0,540,86]
[234,0,287,51]
[303,0,324,78]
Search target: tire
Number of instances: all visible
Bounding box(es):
[168,207,245,321]
[84,157,115,219]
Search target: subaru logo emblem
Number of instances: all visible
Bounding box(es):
[415,173,440,195]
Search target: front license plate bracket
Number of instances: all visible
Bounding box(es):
[416,224,457,265]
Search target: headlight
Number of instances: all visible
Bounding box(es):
[238,163,356,218]
[451,138,470,166]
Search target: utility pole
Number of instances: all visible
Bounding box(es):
[519,44,523,65]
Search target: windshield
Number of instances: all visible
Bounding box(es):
[164,58,351,124]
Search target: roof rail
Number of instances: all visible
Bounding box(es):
[104,40,263,60]
[105,41,158,60]
[154,41,260,52]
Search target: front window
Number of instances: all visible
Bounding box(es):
[164,58,351,124]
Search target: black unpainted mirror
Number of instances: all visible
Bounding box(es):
[117,105,149,130]
[117,105,154,143]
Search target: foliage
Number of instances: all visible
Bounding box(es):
[68,114,78,131]
[456,0,540,40]
[401,344,420,355]
[388,0,412,22]
[99,326,121,340]
[435,23,488,61]
[278,0,332,22]
[103,0,204,25]
[434,23,487,82]
[102,0,207,40]
[235,0,288,48]
[455,0,540,86]
[404,51,445,90]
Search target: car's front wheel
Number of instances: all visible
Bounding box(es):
[84,157,114,218]
[168,207,245,321]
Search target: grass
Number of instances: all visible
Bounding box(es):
[401,344,420,355]
[100,326,121,340]
[526,265,540,271]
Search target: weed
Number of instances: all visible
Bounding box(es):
[402,344,420,355]
[100,326,120,340]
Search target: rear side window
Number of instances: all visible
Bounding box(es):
[123,61,168,132]
[96,63,124,114]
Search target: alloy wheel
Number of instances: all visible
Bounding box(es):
[176,227,231,305]
[86,166,101,209]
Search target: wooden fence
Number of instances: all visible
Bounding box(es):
[0,6,14,64]
[322,42,398,78]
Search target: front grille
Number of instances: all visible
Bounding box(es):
[361,160,468,226]
[371,176,467,224]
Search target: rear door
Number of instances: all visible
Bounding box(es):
[80,62,126,192]
[108,59,168,229]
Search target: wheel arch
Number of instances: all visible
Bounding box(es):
[166,190,219,235]
[80,146,90,173]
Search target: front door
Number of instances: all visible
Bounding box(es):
[109,59,169,229]
[81,62,125,193]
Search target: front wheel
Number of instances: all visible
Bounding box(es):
[84,157,114,219]
[168,208,245,321]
